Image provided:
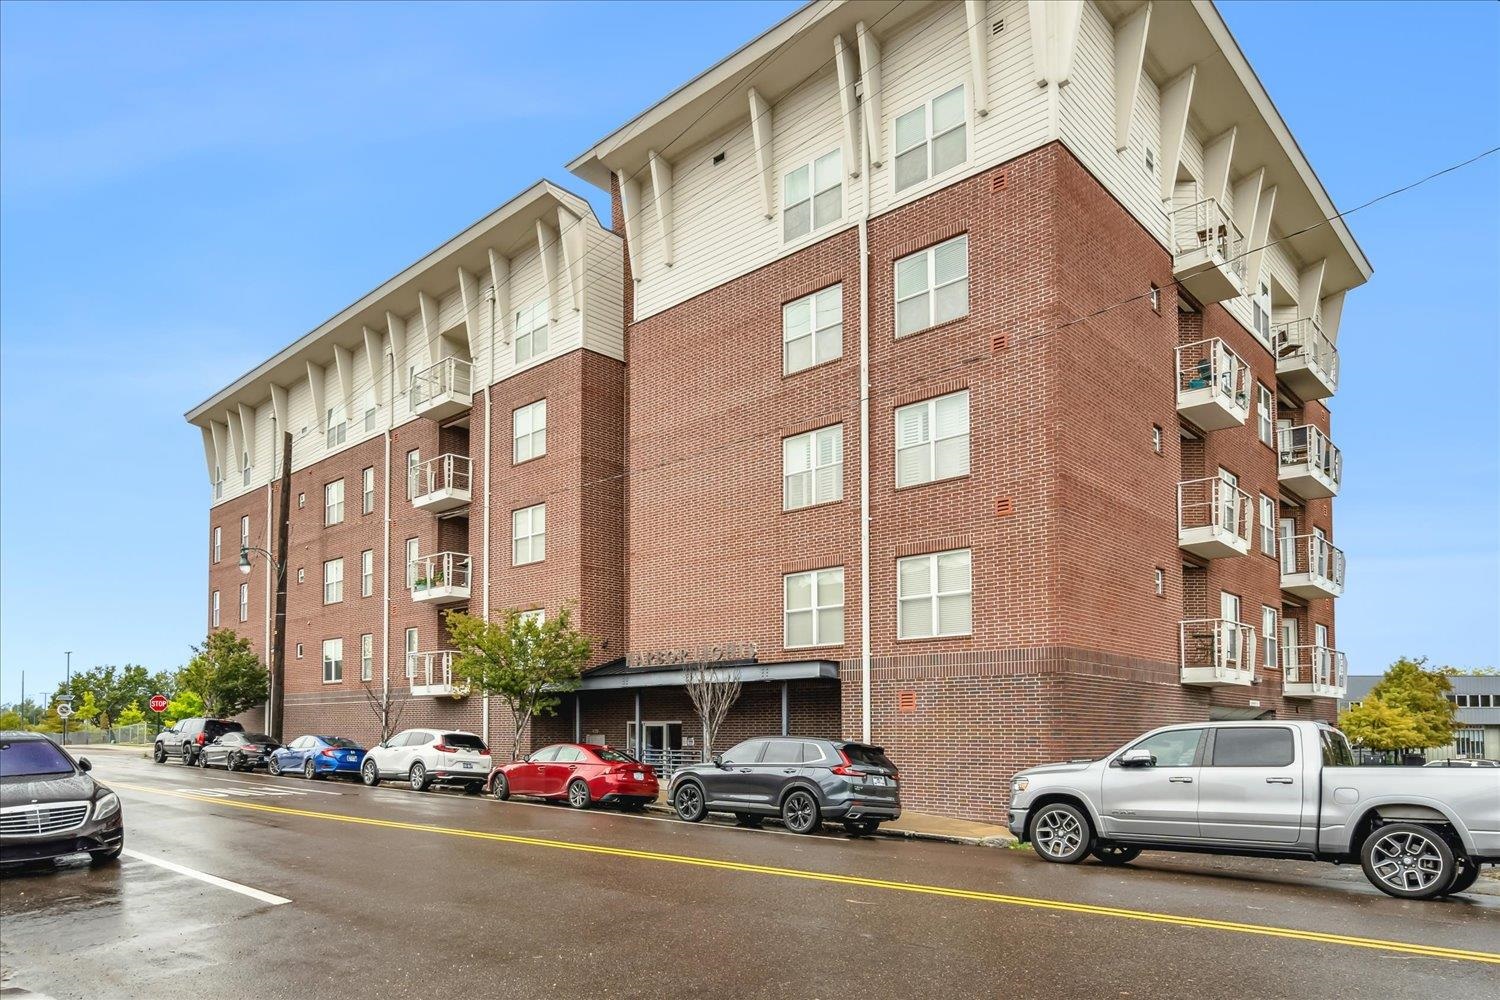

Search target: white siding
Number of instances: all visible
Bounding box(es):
[582,225,626,361]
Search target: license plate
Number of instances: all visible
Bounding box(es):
[867,775,887,786]
[460,762,474,770]
[633,771,645,781]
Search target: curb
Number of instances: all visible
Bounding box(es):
[643,799,1014,848]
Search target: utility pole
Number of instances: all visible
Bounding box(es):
[268,430,292,742]
[62,651,72,745]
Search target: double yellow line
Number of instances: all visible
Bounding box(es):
[116,781,1500,965]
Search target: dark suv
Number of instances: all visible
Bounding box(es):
[668,737,901,835]
[153,718,244,766]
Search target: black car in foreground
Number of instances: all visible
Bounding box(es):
[0,732,124,867]
[198,732,281,771]
[668,737,901,836]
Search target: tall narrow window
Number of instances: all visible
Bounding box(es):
[893,84,966,192]
[513,504,546,565]
[326,407,347,448]
[324,480,344,526]
[213,526,222,563]
[895,235,969,337]
[514,301,549,364]
[405,627,419,679]
[406,449,421,500]
[211,591,220,628]
[360,633,374,682]
[361,549,374,597]
[513,399,547,463]
[782,285,842,375]
[362,466,375,514]
[783,567,844,648]
[238,582,248,622]
[1262,606,1279,670]
[1258,495,1277,556]
[1257,384,1275,446]
[322,638,343,684]
[783,148,842,242]
[782,425,843,510]
[405,538,419,588]
[323,558,344,604]
[240,516,250,552]
[361,390,378,433]
[1252,282,1272,343]
[897,549,972,639]
[895,390,969,487]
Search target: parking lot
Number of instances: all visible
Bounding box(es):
[2,746,1496,999]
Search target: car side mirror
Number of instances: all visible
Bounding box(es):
[1118,748,1155,768]
[712,754,726,768]
[77,757,92,772]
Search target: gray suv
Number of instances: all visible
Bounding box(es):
[669,737,900,835]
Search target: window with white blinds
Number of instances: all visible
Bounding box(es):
[783,425,843,510]
[1262,606,1279,669]
[361,549,374,597]
[513,503,546,565]
[515,301,549,364]
[784,567,844,648]
[513,399,547,463]
[362,466,375,514]
[782,285,842,375]
[322,638,343,684]
[893,84,966,192]
[895,235,969,337]
[897,549,972,639]
[360,633,373,681]
[895,390,969,487]
[325,479,344,526]
[1259,495,1277,555]
[238,583,248,622]
[323,558,343,604]
[404,627,418,678]
[783,148,842,242]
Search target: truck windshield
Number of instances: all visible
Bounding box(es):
[1320,729,1356,767]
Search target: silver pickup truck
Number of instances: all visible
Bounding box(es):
[1007,720,1499,899]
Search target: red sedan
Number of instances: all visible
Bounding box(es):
[487,743,659,810]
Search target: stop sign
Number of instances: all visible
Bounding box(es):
[149,694,169,713]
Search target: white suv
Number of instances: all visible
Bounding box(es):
[360,729,491,793]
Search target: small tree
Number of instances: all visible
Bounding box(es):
[1359,656,1461,751]
[116,704,147,728]
[445,607,591,760]
[1338,694,1425,753]
[162,690,205,728]
[361,683,408,744]
[177,630,270,719]
[684,661,742,762]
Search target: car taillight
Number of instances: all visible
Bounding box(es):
[432,743,453,753]
[320,748,338,757]
[830,749,861,777]
[243,745,260,753]
[196,732,207,745]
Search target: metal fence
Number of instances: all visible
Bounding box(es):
[56,723,152,746]
[638,749,704,778]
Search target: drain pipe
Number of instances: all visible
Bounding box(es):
[480,285,497,746]
[382,352,394,729]
[858,124,873,744]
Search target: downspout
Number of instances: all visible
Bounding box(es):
[264,418,275,726]
[858,114,873,745]
[481,286,496,746]
[382,352,394,723]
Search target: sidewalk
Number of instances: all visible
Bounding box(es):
[646,793,1014,847]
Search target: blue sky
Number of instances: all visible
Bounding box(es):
[1,1,1496,701]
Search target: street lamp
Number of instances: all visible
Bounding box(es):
[239,544,288,742]
[239,545,278,576]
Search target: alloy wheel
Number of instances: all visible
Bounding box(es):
[675,784,705,822]
[1034,807,1085,860]
[1368,830,1447,894]
[269,757,281,776]
[304,760,316,780]
[783,791,818,834]
[568,781,589,809]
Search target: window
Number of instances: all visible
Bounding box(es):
[719,740,764,765]
[1145,146,1156,173]
[242,453,251,487]
[893,84,966,192]
[405,538,419,588]
[782,425,843,510]
[322,638,343,684]
[1258,495,1277,556]
[362,466,375,515]
[897,548,972,639]
[783,148,842,241]
[1121,728,1201,768]
[514,300,549,364]
[513,399,547,463]
[1211,727,1294,767]
[297,567,305,584]
[1320,728,1356,767]
[361,390,378,433]
[1152,425,1163,454]
[519,608,545,626]
[211,590,220,627]
[1262,606,1279,669]
[895,390,969,487]
[297,492,305,508]
[323,558,344,604]
[1154,568,1165,596]
[513,504,546,565]
[361,549,374,597]
[325,480,344,526]
[782,285,842,375]
[1252,282,1272,343]
[406,449,421,500]
[784,567,844,648]
[405,628,419,678]
[360,633,373,682]
[1257,384,1275,446]
[1149,284,1161,313]
[895,235,968,337]
[296,643,304,660]
[326,407,347,448]
[240,516,250,551]
[213,527,222,562]
[761,740,808,764]
[238,583,248,623]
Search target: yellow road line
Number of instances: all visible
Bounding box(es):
[115,781,1500,965]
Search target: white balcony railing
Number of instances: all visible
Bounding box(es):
[407,650,468,698]
[1273,318,1339,400]
[1284,645,1348,699]
[1176,338,1250,430]
[1180,619,1256,687]
[1178,477,1253,559]
[1278,425,1342,499]
[409,551,471,606]
[1170,196,1247,304]
[410,357,473,422]
[410,454,472,513]
[1280,533,1346,600]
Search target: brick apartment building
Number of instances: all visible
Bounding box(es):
[187,0,1369,822]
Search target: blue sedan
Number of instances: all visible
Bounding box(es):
[269,735,365,780]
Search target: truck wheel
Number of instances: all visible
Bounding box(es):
[1441,858,1482,897]
[1029,802,1094,864]
[153,744,166,764]
[1092,843,1142,865]
[1360,823,1457,899]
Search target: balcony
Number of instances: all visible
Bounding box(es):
[1178,477,1253,559]
[407,650,468,698]
[410,357,473,422]
[1278,425,1342,499]
[1283,646,1348,699]
[1273,319,1339,401]
[1280,534,1346,600]
[409,551,471,606]
[1177,338,1250,430]
[1180,619,1256,687]
[1170,196,1247,305]
[410,454,472,514]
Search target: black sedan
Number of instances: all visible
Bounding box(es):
[0,731,124,867]
[198,731,281,771]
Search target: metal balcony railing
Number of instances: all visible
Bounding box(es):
[1180,618,1256,685]
[1278,425,1343,495]
[1171,197,1247,287]
[1176,338,1250,429]
[1178,476,1254,547]
[410,551,471,595]
[1280,533,1346,596]
[1273,318,1340,395]
[410,357,473,414]
[407,650,467,695]
[1284,645,1348,697]
[409,454,472,505]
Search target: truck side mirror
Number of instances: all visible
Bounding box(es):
[1118,748,1155,768]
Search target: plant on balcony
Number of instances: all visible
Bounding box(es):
[414,577,429,589]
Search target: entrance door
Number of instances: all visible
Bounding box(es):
[1218,468,1239,532]
[1220,592,1242,665]
[1282,617,1299,674]
[630,722,682,769]
[1312,527,1329,578]
[1279,517,1297,573]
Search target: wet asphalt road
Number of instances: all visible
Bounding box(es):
[1,748,1496,1000]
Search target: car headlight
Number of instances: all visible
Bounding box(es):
[1010,777,1029,794]
[94,791,121,821]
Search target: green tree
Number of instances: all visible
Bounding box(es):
[51,664,153,738]
[1341,656,1461,752]
[1338,694,1425,752]
[162,690,205,727]
[116,703,146,727]
[177,630,269,718]
[0,709,27,731]
[445,607,592,759]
